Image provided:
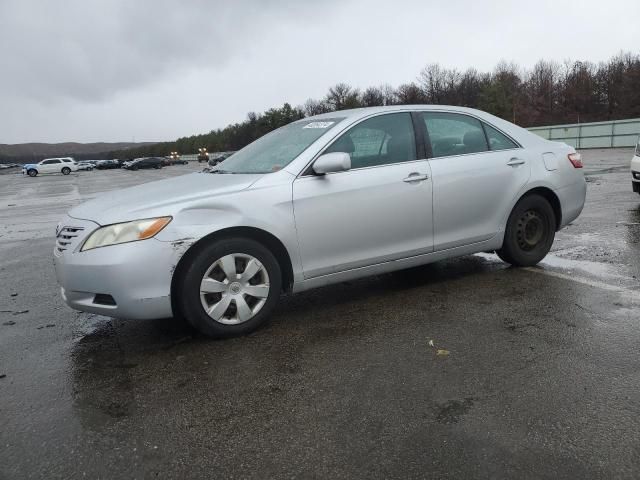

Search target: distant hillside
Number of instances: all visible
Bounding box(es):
[0,141,157,163]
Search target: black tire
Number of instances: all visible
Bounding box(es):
[27,169,37,177]
[496,194,556,267]
[132,166,138,171]
[61,167,71,175]
[177,238,282,338]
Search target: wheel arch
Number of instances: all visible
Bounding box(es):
[170,226,294,316]
[516,186,562,231]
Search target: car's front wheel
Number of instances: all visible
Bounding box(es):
[177,238,282,338]
[27,169,37,177]
[496,194,556,267]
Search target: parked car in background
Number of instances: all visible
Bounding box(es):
[76,161,94,171]
[208,151,235,167]
[54,106,586,338]
[96,160,120,170]
[123,157,164,170]
[632,137,640,194]
[116,159,130,167]
[0,163,21,170]
[163,156,188,166]
[22,157,78,177]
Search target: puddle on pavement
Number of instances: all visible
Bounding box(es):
[72,312,113,341]
[474,252,630,283]
[538,254,626,280]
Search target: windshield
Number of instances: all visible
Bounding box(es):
[214,118,344,174]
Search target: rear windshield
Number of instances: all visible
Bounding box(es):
[216,118,344,174]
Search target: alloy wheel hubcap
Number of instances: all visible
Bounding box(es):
[199,253,270,325]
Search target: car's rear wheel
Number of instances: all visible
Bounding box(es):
[496,194,556,267]
[27,169,37,177]
[61,167,71,175]
[177,238,282,338]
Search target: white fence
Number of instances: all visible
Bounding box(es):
[528,118,640,149]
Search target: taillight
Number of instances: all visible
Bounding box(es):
[568,152,583,168]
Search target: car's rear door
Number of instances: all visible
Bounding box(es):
[41,159,60,173]
[420,111,530,251]
[292,112,433,279]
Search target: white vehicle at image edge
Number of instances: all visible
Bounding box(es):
[53,106,587,337]
[631,137,640,194]
[23,157,78,177]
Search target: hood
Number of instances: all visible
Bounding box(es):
[69,172,261,225]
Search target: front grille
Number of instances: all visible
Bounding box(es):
[55,226,85,254]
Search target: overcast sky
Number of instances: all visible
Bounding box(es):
[1,0,639,144]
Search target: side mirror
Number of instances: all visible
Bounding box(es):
[312,152,351,175]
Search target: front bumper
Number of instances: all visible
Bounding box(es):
[54,217,185,319]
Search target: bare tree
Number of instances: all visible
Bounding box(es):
[395,83,425,104]
[325,83,362,111]
[362,86,385,107]
[303,98,331,116]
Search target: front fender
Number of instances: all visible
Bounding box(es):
[154,191,303,285]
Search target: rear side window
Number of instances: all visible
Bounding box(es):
[325,113,416,169]
[42,159,60,164]
[483,123,519,151]
[422,112,488,158]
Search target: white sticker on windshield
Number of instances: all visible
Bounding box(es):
[303,121,335,129]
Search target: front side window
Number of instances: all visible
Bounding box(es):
[217,117,345,174]
[42,159,60,165]
[484,123,519,151]
[422,112,488,158]
[324,113,416,169]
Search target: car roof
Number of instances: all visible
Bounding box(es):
[306,105,491,120]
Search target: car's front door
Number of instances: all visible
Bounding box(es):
[420,112,531,251]
[292,112,433,279]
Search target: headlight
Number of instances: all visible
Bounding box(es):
[81,217,172,251]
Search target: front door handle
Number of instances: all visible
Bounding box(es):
[403,173,430,183]
[507,158,526,167]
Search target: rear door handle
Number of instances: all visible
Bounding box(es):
[403,173,430,183]
[507,158,526,167]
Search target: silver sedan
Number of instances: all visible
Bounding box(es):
[54,106,586,337]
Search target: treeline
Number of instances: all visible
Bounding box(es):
[112,52,640,159]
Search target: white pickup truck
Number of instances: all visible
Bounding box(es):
[22,157,79,177]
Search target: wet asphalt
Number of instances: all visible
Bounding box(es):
[1,151,639,479]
